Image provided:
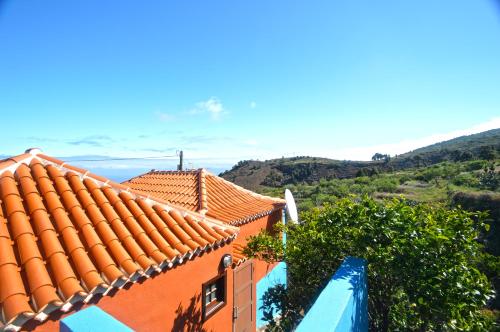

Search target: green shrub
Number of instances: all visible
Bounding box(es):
[354,176,371,185]
[324,181,350,197]
[452,172,480,187]
[246,197,494,331]
[398,174,413,184]
[372,177,399,192]
[349,183,375,195]
[440,164,461,179]
[466,160,487,172]
[480,168,500,191]
[298,200,315,211]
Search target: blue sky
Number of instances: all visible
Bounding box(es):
[1,0,499,173]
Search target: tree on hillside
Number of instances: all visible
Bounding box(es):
[451,150,474,162]
[245,197,494,331]
[372,153,391,163]
[478,146,496,161]
[412,154,423,167]
[480,163,500,191]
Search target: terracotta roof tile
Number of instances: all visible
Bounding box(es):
[123,169,285,225]
[0,151,238,331]
[232,242,248,267]
[123,171,200,211]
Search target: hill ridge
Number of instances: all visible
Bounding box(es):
[220,128,500,191]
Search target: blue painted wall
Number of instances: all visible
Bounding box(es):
[256,261,287,328]
[60,306,133,332]
[296,257,368,332]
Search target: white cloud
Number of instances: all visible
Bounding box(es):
[190,97,225,119]
[250,101,257,109]
[155,111,175,122]
[329,117,500,161]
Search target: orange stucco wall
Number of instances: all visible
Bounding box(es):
[237,209,283,282]
[33,243,234,332]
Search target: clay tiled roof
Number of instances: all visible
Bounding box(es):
[232,242,248,267]
[124,169,285,226]
[0,150,238,331]
[123,171,200,211]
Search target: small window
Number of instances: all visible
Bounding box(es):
[202,273,226,320]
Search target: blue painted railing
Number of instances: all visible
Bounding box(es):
[296,257,368,332]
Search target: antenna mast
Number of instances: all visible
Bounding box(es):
[177,150,184,171]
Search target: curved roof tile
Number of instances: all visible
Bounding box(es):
[124,169,285,225]
[0,151,238,331]
[232,242,248,267]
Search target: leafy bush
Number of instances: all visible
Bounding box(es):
[323,180,350,197]
[297,200,315,211]
[479,168,500,191]
[354,176,371,185]
[452,172,480,187]
[466,160,487,172]
[313,193,337,206]
[372,177,399,192]
[246,197,494,331]
[415,169,435,182]
[350,183,376,195]
[398,174,413,184]
[440,163,461,179]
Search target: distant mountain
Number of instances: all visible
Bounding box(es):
[389,128,500,169]
[401,128,500,157]
[220,157,374,191]
[220,129,500,191]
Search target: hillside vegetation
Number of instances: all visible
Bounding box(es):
[259,159,499,211]
[220,128,500,192]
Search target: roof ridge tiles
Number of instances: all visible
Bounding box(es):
[198,169,208,215]
[149,168,202,174]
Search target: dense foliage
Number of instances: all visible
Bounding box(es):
[260,160,499,212]
[245,197,495,331]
